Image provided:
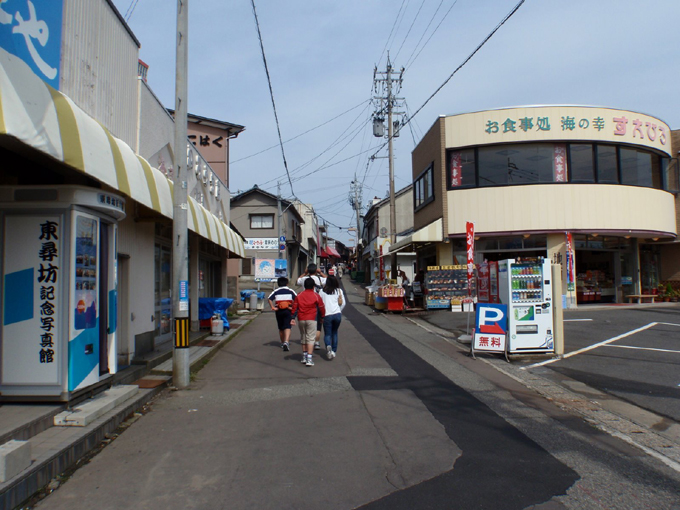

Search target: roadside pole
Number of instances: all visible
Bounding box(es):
[172,0,190,389]
[552,263,564,356]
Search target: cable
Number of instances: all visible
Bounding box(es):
[394,0,427,63]
[250,0,295,197]
[231,100,369,164]
[404,0,526,130]
[376,0,408,70]
[403,0,445,69]
[124,0,140,22]
[405,0,460,71]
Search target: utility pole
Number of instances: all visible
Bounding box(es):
[277,181,283,260]
[373,55,404,281]
[172,0,190,388]
[349,175,362,271]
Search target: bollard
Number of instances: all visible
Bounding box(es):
[249,292,258,311]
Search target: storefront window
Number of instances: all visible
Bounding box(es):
[596,145,618,183]
[448,149,475,188]
[569,144,595,182]
[620,148,655,187]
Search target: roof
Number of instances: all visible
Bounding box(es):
[230,186,305,223]
[167,109,245,136]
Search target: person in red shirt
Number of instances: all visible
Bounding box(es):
[291,278,326,366]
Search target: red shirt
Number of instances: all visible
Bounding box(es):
[292,289,325,321]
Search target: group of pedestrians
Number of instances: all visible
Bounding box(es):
[267,263,346,367]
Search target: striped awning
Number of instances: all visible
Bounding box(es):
[388,218,443,253]
[0,48,244,258]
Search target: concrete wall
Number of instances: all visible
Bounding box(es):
[411,118,445,232]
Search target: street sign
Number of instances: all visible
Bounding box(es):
[279,244,286,251]
[472,303,508,361]
[279,236,286,242]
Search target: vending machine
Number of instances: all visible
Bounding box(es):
[498,258,554,353]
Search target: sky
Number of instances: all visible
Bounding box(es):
[111,0,680,246]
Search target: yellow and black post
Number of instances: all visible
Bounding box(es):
[174,318,190,348]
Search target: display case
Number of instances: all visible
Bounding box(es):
[425,265,471,310]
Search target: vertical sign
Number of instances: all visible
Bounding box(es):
[450,151,462,187]
[553,144,567,182]
[179,280,189,311]
[565,232,575,291]
[379,245,385,282]
[0,0,64,89]
[2,215,61,384]
[478,262,490,303]
[466,222,475,297]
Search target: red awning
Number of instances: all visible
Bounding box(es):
[319,249,329,258]
[327,247,341,258]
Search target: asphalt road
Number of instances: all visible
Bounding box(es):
[536,306,680,421]
[33,290,680,510]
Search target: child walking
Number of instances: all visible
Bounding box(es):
[291,278,326,366]
[319,276,346,360]
[268,277,297,352]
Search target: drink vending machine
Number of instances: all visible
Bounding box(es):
[497,258,554,353]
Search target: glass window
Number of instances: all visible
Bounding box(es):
[664,158,680,192]
[448,149,475,188]
[250,214,274,229]
[414,163,434,209]
[621,148,651,187]
[596,145,618,183]
[569,144,595,182]
[478,144,554,187]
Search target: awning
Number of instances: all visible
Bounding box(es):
[389,218,443,254]
[326,246,341,258]
[319,249,329,258]
[0,48,244,258]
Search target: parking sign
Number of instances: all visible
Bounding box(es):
[472,303,508,358]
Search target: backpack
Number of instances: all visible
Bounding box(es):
[306,276,323,293]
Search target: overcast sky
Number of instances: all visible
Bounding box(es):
[111,0,680,245]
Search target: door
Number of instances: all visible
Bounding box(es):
[154,243,172,344]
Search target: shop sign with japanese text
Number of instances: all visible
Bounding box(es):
[444,107,671,157]
[244,238,278,251]
[466,222,474,296]
[0,0,63,89]
[2,215,61,384]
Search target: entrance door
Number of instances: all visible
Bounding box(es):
[154,243,172,344]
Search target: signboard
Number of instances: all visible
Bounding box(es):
[254,259,287,282]
[179,280,189,312]
[244,238,278,251]
[379,245,385,281]
[2,215,61,384]
[553,144,566,182]
[450,151,462,187]
[565,232,575,291]
[0,0,64,89]
[478,262,490,303]
[466,222,475,296]
[472,303,508,359]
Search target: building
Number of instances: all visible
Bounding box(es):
[0,0,244,400]
[230,186,306,285]
[399,105,678,306]
[362,185,415,283]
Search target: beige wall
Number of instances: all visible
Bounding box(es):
[412,118,445,232]
[444,106,672,156]
[187,123,229,186]
[447,184,677,238]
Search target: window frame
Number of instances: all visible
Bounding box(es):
[249,213,274,230]
[414,162,435,211]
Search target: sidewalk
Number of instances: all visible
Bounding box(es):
[0,313,257,510]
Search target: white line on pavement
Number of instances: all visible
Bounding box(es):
[522,322,659,369]
[564,319,593,322]
[604,344,680,354]
[658,322,680,327]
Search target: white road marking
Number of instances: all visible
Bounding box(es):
[658,322,680,327]
[523,322,659,369]
[604,344,680,354]
[564,319,593,322]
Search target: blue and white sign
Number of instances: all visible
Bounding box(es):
[0,0,63,89]
[473,303,508,353]
[279,236,286,243]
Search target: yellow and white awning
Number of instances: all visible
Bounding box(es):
[0,48,244,258]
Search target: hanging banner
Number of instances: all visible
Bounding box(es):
[565,232,575,291]
[466,222,475,296]
[553,144,567,182]
[379,245,385,281]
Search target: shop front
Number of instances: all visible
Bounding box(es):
[1,186,125,400]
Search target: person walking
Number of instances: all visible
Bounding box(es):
[296,263,326,351]
[337,264,343,279]
[267,277,297,352]
[319,276,346,360]
[291,278,326,366]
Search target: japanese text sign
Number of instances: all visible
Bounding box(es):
[466,222,474,296]
[0,0,64,89]
[473,304,507,353]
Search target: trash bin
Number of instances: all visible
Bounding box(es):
[249,292,258,311]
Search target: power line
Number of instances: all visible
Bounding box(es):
[405,0,460,71]
[404,0,526,131]
[231,100,370,164]
[394,0,427,63]
[376,0,408,70]
[250,0,295,197]
[403,0,445,68]
[124,0,141,22]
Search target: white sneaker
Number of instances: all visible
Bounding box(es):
[331,350,336,359]
[326,345,333,360]
[314,342,320,350]
[300,353,308,364]
[306,356,314,366]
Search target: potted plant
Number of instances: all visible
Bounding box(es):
[671,288,680,303]
[662,283,672,302]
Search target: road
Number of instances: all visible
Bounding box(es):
[33,284,680,509]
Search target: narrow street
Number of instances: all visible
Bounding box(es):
[33,281,680,510]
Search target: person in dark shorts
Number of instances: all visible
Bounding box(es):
[268,277,297,352]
